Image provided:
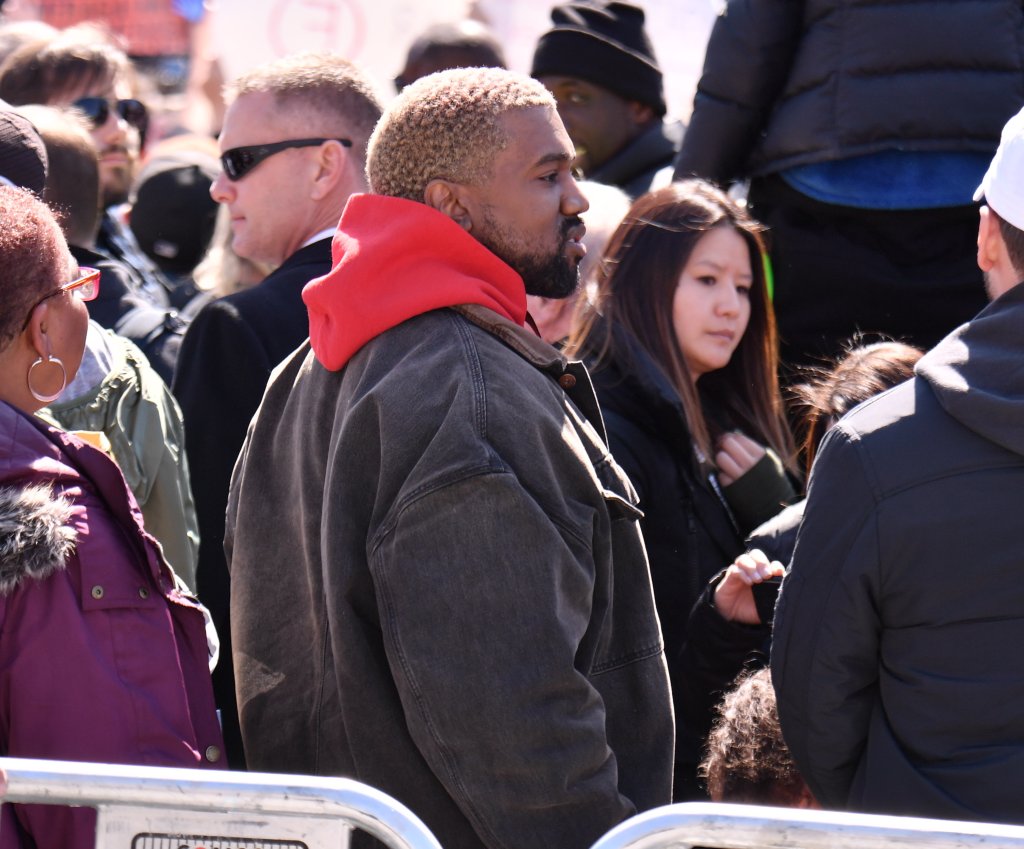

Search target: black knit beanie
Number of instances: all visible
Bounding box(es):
[0,109,48,196]
[531,1,665,116]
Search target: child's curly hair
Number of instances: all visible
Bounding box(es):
[701,668,809,805]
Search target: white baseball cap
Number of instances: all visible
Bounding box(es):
[974,105,1024,230]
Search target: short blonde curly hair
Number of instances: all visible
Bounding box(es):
[367,67,556,202]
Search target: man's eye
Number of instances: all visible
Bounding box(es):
[566,92,587,105]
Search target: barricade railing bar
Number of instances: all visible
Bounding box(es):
[0,757,444,849]
[589,802,1024,849]
[6,759,1024,849]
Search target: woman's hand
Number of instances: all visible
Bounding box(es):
[713,549,785,624]
[715,431,766,486]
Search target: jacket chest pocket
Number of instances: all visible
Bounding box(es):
[587,486,664,676]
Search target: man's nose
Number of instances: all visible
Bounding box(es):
[563,176,589,216]
[103,105,129,142]
[210,169,233,204]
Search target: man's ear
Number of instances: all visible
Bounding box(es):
[978,205,999,272]
[424,179,473,232]
[309,139,349,201]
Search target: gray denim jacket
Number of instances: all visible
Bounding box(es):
[227,305,674,849]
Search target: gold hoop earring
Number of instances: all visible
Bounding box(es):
[27,355,67,404]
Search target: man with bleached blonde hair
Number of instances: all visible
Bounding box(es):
[174,51,382,768]
[228,67,672,849]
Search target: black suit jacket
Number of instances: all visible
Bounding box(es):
[172,238,333,766]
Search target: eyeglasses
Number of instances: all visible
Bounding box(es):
[220,137,352,181]
[72,97,149,137]
[21,267,101,331]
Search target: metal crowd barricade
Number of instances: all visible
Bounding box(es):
[589,802,1024,849]
[0,757,444,849]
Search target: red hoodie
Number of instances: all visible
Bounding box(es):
[303,194,528,371]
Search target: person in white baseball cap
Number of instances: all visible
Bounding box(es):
[771,101,1024,824]
[975,104,1024,300]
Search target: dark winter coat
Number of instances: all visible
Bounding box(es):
[580,319,791,793]
[172,236,333,766]
[772,282,1024,822]
[675,0,1024,184]
[590,119,684,199]
[584,324,745,657]
[675,500,804,753]
[227,308,673,849]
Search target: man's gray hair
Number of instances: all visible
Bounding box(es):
[230,53,384,161]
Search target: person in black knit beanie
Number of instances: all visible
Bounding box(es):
[532,1,683,198]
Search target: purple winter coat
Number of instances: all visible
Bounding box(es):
[0,399,224,849]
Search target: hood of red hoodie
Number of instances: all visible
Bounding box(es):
[303,193,528,371]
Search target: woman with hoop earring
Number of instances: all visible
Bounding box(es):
[0,186,223,849]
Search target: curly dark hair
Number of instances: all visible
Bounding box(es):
[701,668,808,805]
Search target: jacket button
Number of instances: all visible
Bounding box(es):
[559,373,576,390]
[205,745,221,763]
[91,585,104,599]
[138,587,150,599]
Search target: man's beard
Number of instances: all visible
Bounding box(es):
[99,149,134,208]
[478,210,582,299]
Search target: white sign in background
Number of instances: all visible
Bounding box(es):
[209,0,717,120]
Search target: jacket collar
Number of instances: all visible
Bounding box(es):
[455,304,607,442]
[589,120,683,190]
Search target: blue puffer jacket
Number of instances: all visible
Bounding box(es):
[675,0,1024,184]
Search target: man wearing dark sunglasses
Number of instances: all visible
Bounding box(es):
[172,52,383,769]
[0,25,173,315]
[0,27,142,210]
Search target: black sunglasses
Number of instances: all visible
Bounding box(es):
[220,137,352,181]
[72,97,149,138]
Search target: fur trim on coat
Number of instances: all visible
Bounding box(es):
[0,485,76,596]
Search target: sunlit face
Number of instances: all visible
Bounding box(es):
[210,91,324,267]
[466,106,590,299]
[54,76,141,207]
[536,76,646,177]
[672,225,754,382]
